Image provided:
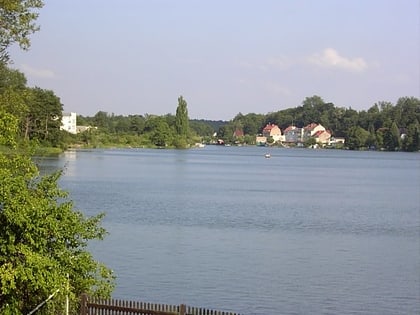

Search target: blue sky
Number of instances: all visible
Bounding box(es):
[10,0,420,120]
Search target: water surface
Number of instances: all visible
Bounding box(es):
[41,147,420,314]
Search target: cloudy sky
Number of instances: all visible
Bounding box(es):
[10,0,420,120]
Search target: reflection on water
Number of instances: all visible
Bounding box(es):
[42,147,419,315]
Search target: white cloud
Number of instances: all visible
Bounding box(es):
[308,48,368,72]
[20,64,56,78]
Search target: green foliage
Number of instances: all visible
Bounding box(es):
[25,87,63,145]
[266,136,275,144]
[217,124,235,144]
[0,110,19,147]
[0,115,114,314]
[304,137,317,147]
[189,120,216,137]
[382,122,401,151]
[0,62,27,92]
[233,112,265,136]
[347,126,370,150]
[145,116,171,147]
[175,96,189,140]
[401,123,420,152]
[0,0,44,63]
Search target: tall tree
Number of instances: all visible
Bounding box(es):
[175,96,189,138]
[0,0,44,63]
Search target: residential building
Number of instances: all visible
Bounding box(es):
[283,125,303,143]
[313,130,331,145]
[262,123,283,142]
[61,112,77,134]
[256,136,267,146]
[303,123,326,141]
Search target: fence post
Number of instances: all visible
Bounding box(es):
[179,304,186,315]
[80,293,88,315]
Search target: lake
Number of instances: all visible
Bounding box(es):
[39,146,420,315]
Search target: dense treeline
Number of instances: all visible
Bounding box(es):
[75,112,222,148]
[74,94,419,151]
[220,95,420,151]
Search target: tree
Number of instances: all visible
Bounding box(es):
[129,115,145,135]
[383,122,400,151]
[304,137,317,148]
[0,0,44,63]
[0,113,114,314]
[25,87,63,144]
[365,123,377,149]
[175,96,189,138]
[0,62,27,92]
[0,64,30,136]
[93,111,111,130]
[401,122,420,152]
[146,116,171,147]
[217,123,235,144]
[301,95,325,125]
[233,112,264,136]
[346,126,370,150]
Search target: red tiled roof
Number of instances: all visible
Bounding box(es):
[304,123,318,131]
[313,130,331,138]
[263,123,279,132]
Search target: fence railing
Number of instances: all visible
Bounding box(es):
[80,294,240,315]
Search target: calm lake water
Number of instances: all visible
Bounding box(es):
[39,146,420,315]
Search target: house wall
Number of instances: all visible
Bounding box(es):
[284,127,303,143]
[61,112,77,134]
[315,131,331,144]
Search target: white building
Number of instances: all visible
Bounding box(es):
[61,112,77,134]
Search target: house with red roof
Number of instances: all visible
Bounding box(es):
[313,129,331,145]
[303,123,326,140]
[262,123,283,143]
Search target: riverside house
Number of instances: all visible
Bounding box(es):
[263,123,283,142]
[312,129,332,145]
[276,123,333,146]
[284,125,303,144]
[256,123,283,145]
[302,123,331,145]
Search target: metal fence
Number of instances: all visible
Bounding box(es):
[79,294,240,315]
